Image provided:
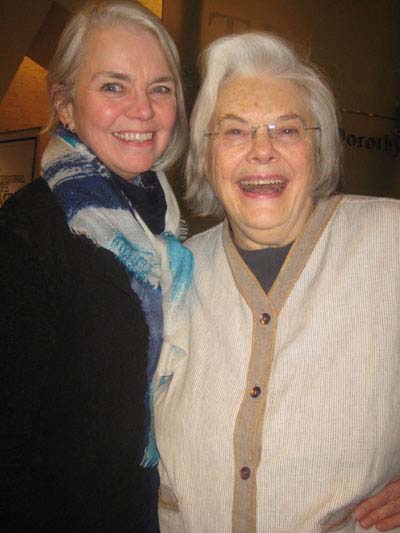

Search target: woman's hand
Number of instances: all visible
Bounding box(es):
[354,477,400,530]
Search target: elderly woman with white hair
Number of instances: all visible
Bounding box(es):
[154,32,400,532]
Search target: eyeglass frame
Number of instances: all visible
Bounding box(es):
[204,114,321,146]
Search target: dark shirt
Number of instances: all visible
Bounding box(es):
[237,242,293,293]
[110,171,167,235]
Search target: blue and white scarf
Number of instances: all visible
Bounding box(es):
[42,128,193,466]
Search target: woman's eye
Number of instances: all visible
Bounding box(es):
[225,128,245,137]
[151,85,172,95]
[101,83,122,93]
[279,127,300,138]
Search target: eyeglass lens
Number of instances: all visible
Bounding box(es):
[217,117,309,146]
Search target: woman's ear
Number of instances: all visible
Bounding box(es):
[53,84,75,131]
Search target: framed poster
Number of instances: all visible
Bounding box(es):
[0,128,39,206]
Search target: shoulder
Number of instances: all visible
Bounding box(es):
[185,221,224,254]
[0,179,79,287]
[338,194,400,214]
[2,177,54,212]
[0,178,72,251]
[336,194,400,229]
[1,178,63,233]
[323,195,400,253]
[184,222,229,283]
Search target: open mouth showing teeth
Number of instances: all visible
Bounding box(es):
[239,179,286,193]
[113,131,153,142]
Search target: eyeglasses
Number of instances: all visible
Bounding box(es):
[205,115,320,147]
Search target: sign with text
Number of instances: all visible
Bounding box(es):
[0,132,38,206]
[339,112,400,198]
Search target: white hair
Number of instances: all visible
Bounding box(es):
[46,0,187,172]
[186,32,342,217]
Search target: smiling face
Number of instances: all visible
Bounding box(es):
[57,24,177,180]
[208,73,318,249]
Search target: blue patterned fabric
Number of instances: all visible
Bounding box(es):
[42,127,193,466]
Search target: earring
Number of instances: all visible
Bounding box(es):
[62,121,76,133]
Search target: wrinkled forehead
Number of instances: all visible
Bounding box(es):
[71,23,173,91]
[213,72,313,125]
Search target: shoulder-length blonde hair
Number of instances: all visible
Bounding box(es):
[186,32,342,218]
[46,0,187,172]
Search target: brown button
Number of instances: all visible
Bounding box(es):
[250,386,261,398]
[240,466,251,480]
[260,312,271,325]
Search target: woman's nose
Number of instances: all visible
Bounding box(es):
[246,128,278,163]
[124,92,155,121]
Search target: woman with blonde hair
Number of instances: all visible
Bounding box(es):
[1,1,192,531]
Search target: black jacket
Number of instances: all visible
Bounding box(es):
[0,179,159,532]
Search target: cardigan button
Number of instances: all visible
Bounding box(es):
[260,312,271,325]
[250,386,261,398]
[240,466,251,480]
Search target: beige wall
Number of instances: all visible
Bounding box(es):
[0,58,50,177]
[0,0,53,103]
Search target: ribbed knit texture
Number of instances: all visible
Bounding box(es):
[155,195,400,533]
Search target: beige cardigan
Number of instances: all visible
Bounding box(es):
[155,195,400,532]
